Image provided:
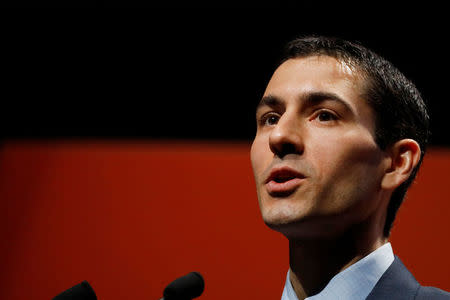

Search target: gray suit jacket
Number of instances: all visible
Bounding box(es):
[366,256,450,299]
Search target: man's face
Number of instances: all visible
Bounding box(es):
[251,56,388,239]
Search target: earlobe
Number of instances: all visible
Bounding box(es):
[381,139,421,190]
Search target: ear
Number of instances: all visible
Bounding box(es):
[381,139,421,190]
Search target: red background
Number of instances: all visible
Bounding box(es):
[1,140,449,300]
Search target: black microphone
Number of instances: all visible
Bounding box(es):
[52,280,97,300]
[161,272,205,300]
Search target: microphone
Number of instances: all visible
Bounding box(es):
[52,280,97,300]
[161,272,205,300]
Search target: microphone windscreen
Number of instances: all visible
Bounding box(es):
[163,272,204,300]
[52,280,97,300]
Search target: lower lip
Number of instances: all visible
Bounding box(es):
[266,178,303,196]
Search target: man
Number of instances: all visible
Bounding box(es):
[250,36,450,299]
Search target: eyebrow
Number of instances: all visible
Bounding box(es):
[256,91,355,115]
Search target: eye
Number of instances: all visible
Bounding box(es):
[316,110,338,122]
[259,113,280,126]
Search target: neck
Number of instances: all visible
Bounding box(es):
[287,221,388,300]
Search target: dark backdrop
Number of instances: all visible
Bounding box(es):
[3,11,448,145]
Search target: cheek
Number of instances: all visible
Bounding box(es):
[309,135,383,211]
[250,137,274,211]
[311,130,382,176]
[250,136,270,177]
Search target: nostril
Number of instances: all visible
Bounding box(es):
[269,125,304,157]
[275,143,300,158]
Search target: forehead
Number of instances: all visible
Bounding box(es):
[265,55,363,98]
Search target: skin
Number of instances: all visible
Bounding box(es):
[250,56,421,299]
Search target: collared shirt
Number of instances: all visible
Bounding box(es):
[281,242,395,300]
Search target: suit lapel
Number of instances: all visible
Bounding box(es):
[366,256,420,300]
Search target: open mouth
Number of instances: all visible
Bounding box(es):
[265,167,305,196]
[273,175,297,183]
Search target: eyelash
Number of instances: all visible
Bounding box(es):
[313,110,339,122]
[258,113,280,126]
[258,109,339,127]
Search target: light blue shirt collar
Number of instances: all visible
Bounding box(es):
[281,242,395,300]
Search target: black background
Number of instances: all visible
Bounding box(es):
[2,9,448,146]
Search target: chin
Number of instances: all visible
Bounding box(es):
[263,217,315,240]
[262,211,351,240]
[259,195,310,226]
[261,209,304,228]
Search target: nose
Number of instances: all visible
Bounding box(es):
[269,112,304,158]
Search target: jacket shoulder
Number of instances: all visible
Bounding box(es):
[366,256,420,299]
[367,255,450,300]
[415,286,450,299]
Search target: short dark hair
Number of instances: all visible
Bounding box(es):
[279,35,430,237]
